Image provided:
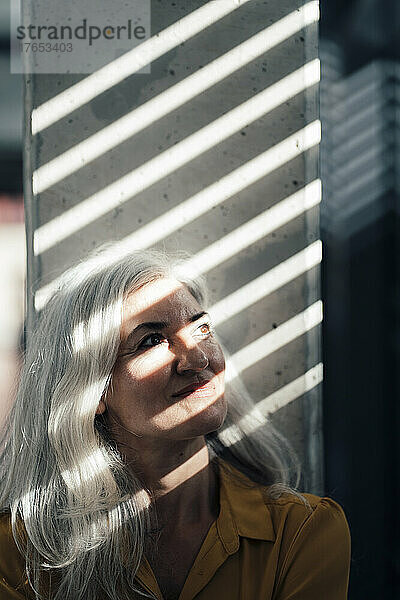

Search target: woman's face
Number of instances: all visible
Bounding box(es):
[100,277,226,443]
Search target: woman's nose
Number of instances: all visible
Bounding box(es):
[175,341,209,374]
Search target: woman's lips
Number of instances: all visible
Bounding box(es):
[172,380,216,399]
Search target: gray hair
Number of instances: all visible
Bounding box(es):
[0,244,308,600]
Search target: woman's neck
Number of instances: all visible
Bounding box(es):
[151,445,219,529]
[116,434,219,528]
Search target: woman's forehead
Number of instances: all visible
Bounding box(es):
[121,278,200,335]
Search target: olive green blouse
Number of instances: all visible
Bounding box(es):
[0,462,351,599]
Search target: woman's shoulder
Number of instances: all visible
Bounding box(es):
[258,486,351,588]
[261,485,348,518]
[260,490,351,597]
[218,459,350,546]
[261,487,350,544]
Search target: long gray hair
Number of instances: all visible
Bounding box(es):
[0,244,307,600]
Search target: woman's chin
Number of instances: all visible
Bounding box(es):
[181,395,227,438]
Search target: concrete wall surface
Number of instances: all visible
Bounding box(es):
[24,0,322,492]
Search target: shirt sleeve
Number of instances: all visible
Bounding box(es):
[273,497,351,600]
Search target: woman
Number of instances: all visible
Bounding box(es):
[0,246,350,600]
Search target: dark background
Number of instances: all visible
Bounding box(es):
[320,0,400,598]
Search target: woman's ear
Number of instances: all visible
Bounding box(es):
[96,399,107,415]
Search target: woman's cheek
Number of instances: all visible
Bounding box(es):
[127,350,173,382]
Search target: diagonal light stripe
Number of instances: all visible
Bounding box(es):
[33,60,320,254]
[180,168,321,277]
[35,117,320,259]
[209,239,322,326]
[225,301,322,381]
[255,362,323,415]
[33,60,319,200]
[220,363,323,445]
[33,2,320,193]
[34,177,321,311]
[113,162,320,263]
[31,0,253,134]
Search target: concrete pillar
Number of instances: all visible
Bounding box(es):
[23,0,322,491]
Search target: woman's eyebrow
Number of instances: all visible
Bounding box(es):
[189,311,208,323]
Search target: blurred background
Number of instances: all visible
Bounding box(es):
[0,0,399,598]
[0,0,24,426]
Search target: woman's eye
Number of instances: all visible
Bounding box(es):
[139,333,166,349]
[197,323,212,336]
